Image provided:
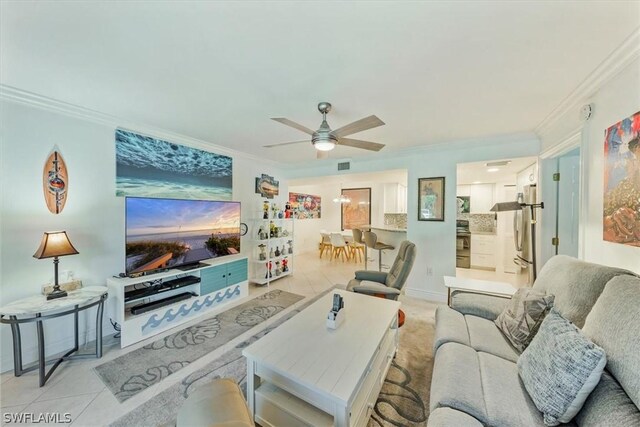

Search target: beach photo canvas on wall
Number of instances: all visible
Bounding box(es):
[116,129,232,200]
[341,188,371,231]
[418,177,445,221]
[289,192,321,219]
[603,111,640,246]
[255,174,279,199]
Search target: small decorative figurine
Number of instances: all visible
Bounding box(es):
[277,227,283,237]
[271,202,278,219]
[274,246,281,257]
[258,244,266,261]
[287,240,293,254]
[285,202,292,219]
[281,245,285,256]
[278,210,284,219]
[265,261,273,279]
[269,247,274,258]
[282,257,289,272]
[269,221,276,237]
[263,200,270,219]
[275,261,281,276]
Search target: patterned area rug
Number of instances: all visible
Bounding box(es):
[94,289,304,402]
[111,293,435,426]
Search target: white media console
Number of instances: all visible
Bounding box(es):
[107,254,248,347]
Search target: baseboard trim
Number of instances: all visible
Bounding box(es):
[404,288,447,303]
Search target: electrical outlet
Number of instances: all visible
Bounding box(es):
[426,267,433,276]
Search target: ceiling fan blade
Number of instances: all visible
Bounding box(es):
[271,118,315,135]
[316,150,329,160]
[330,115,385,138]
[338,138,386,152]
[263,140,309,148]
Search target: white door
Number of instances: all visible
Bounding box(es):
[556,148,580,257]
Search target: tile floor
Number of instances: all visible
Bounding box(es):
[2,252,417,426]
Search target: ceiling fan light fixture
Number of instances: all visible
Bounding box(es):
[314,140,336,151]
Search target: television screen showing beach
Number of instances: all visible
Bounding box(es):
[125,197,240,274]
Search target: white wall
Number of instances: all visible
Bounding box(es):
[289,171,407,255]
[0,99,286,372]
[289,181,386,254]
[538,56,640,273]
[283,135,541,301]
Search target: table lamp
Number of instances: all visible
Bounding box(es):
[33,231,79,300]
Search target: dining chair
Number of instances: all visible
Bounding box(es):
[349,229,366,264]
[319,232,332,258]
[330,233,350,262]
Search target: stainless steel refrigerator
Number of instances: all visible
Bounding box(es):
[513,184,536,285]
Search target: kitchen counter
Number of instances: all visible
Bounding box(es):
[470,230,496,235]
[370,226,407,233]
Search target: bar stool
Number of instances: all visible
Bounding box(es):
[363,231,395,272]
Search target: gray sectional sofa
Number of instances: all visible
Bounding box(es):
[429,255,640,426]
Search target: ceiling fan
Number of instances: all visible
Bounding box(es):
[264,102,386,159]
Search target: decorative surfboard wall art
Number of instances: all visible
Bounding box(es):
[42,148,68,214]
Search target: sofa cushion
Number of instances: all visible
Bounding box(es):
[532,255,634,328]
[495,288,555,352]
[582,274,640,409]
[574,370,640,427]
[427,407,484,427]
[434,305,471,351]
[466,315,519,362]
[431,342,545,427]
[518,309,607,426]
[434,306,519,362]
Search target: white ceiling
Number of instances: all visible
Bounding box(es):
[290,169,408,187]
[2,1,639,163]
[457,156,537,185]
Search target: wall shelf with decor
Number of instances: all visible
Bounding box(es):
[251,209,295,286]
[106,255,248,347]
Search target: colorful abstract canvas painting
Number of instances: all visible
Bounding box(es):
[603,111,640,246]
[289,192,321,219]
[115,129,232,200]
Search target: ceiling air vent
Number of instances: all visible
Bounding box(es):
[337,161,351,171]
[485,160,512,167]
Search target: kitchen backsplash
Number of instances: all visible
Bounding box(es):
[457,213,496,233]
[384,213,407,229]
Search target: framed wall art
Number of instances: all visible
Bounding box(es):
[418,177,445,221]
[341,188,371,231]
[115,129,232,200]
[603,110,640,246]
[255,173,279,199]
[289,192,321,219]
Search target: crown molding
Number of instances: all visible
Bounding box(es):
[538,127,582,159]
[0,84,284,167]
[535,28,640,137]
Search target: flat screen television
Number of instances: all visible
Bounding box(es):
[125,197,241,275]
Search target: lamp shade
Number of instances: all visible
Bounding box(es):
[33,231,79,259]
[490,201,524,212]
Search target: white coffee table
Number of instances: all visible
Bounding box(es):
[444,276,517,305]
[242,289,400,427]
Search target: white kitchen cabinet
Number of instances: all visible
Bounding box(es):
[457,185,471,197]
[383,183,407,213]
[470,184,495,213]
[471,234,497,270]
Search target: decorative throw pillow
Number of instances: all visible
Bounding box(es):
[494,288,554,352]
[518,309,607,426]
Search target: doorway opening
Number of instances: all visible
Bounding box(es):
[455,156,538,287]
